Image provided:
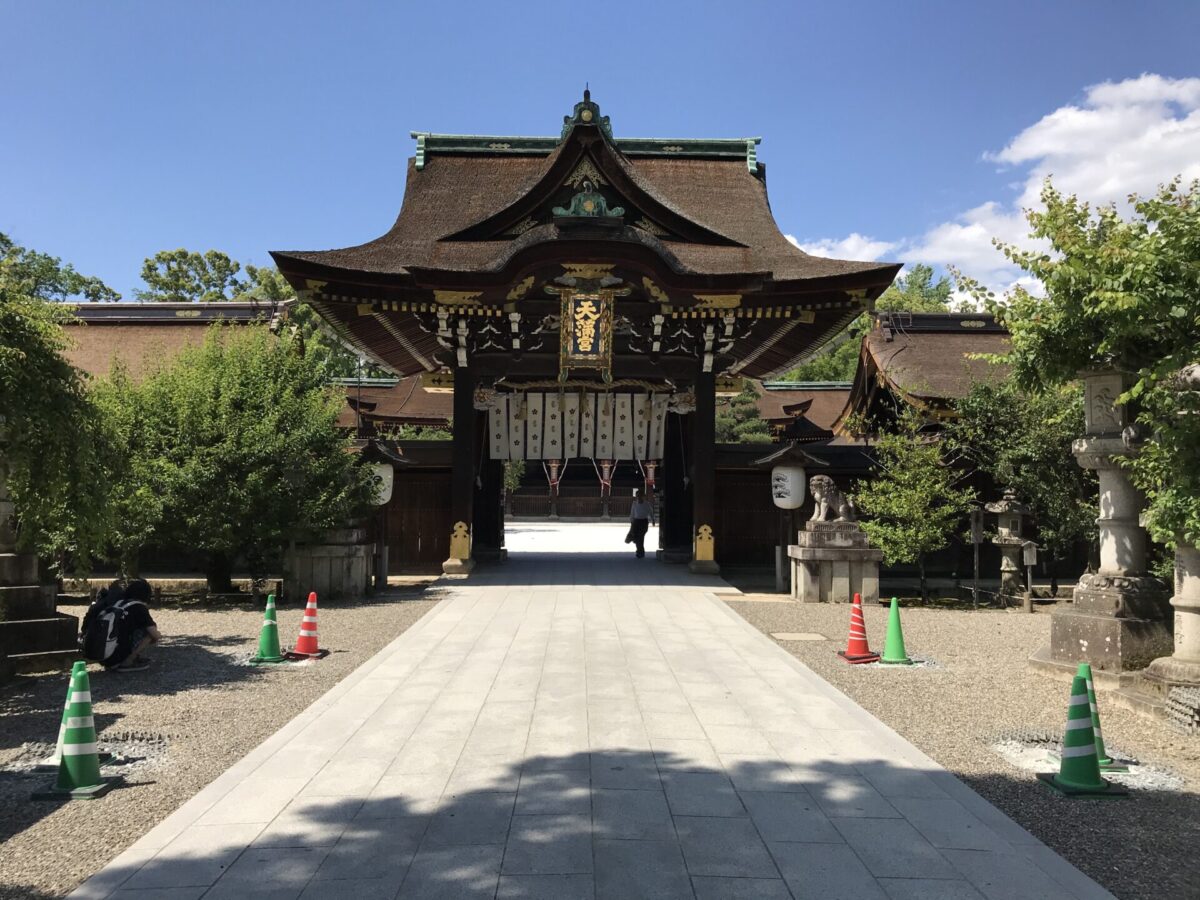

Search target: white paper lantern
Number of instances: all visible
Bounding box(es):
[369,462,394,506]
[770,465,806,509]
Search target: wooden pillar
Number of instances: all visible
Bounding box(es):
[689,370,719,574]
[444,369,477,574]
[661,413,692,562]
[474,456,505,562]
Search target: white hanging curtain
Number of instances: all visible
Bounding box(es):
[488,392,670,461]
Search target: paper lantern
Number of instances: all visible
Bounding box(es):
[369,462,394,506]
[770,465,806,509]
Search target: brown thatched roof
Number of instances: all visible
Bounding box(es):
[275,154,894,285]
[833,313,1010,431]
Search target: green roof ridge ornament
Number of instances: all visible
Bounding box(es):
[552,179,624,219]
[561,86,613,141]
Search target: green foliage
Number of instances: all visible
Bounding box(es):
[786,264,953,381]
[949,378,1096,563]
[715,381,772,443]
[503,460,526,494]
[0,280,113,568]
[135,249,245,302]
[853,410,975,598]
[138,250,384,381]
[100,326,376,588]
[1,232,119,302]
[1127,381,1200,546]
[985,180,1200,387]
[985,178,1200,544]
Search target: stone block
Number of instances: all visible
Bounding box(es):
[0,584,54,621]
[0,552,37,584]
[1048,607,1171,673]
[1072,574,1171,619]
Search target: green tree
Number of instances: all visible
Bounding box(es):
[949,377,1096,590]
[1,232,119,302]
[114,326,376,590]
[786,264,953,381]
[135,249,245,302]
[853,410,975,601]
[985,179,1200,545]
[715,381,772,443]
[0,279,112,570]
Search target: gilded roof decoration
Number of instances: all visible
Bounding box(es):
[506,276,536,301]
[642,277,668,303]
[694,294,742,309]
[506,217,538,236]
[552,180,624,219]
[434,291,483,306]
[565,158,607,188]
[635,217,669,237]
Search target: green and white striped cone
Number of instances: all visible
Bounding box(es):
[1077,662,1127,772]
[250,593,286,664]
[38,667,74,769]
[1037,675,1126,798]
[38,662,113,771]
[34,662,115,799]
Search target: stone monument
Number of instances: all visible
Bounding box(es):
[985,489,1029,598]
[1031,372,1171,683]
[790,475,883,603]
[0,457,79,678]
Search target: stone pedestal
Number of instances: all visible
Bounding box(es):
[996,539,1024,597]
[1032,374,1171,680]
[0,461,80,678]
[789,522,883,603]
[1140,544,1200,696]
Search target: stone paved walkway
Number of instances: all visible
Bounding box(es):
[73,545,1112,899]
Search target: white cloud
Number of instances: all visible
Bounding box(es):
[785,232,896,261]
[796,74,1200,294]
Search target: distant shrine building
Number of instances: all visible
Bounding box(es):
[272,93,900,574]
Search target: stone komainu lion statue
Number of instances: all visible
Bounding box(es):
[808,474,857,523]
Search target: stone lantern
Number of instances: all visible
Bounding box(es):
[1031,372,1171,681]
[985,489,1029,597]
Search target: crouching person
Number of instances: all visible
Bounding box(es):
[80,578,162,672]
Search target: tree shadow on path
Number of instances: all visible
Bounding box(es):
[64,748,1178,900]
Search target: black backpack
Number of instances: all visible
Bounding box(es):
[80,591,143,665]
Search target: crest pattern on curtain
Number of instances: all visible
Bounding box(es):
[487,392,670,461]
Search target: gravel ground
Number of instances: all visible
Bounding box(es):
[727,596,1200,900]
[0,584,442,899]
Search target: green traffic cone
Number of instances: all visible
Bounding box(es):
[879,597,913,665]
[33,662,115,799]
[1078,662,1127,772]
[250,593,286,664]
[1037,675,1126,798]
[39,668,74,769]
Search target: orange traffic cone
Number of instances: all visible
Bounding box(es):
[837,593,880,664]
[288,592,327,659]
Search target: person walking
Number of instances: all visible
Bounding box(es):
[627,488,656,559]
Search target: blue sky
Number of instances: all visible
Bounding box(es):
[4,1,1199,297]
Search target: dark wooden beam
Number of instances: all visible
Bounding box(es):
[689,369,719,574]
[444,368,477,574]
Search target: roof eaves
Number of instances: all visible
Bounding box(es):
[411,132,763,171]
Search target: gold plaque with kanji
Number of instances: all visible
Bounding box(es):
[559,290,614,382]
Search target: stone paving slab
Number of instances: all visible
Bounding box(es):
[71,548,1114,900]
